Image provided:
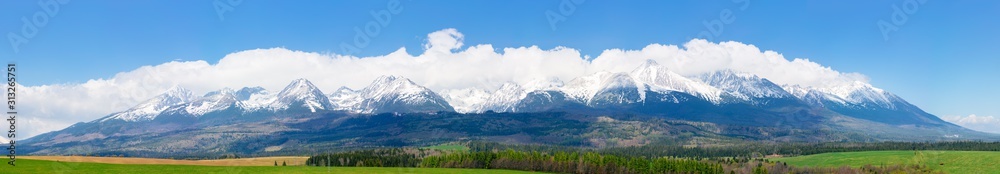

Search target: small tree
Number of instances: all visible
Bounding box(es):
[274,161,278,166]
[282,161,287,166]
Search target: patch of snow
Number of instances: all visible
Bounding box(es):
[629,60,723,103]
[477,82,528,112]
[183,88,237,116]
[440,88,491,113]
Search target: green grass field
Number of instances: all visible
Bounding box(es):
[771,151,1000,174]
[10,159,543,174]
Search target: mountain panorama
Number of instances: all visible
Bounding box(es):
[20,60,995,156]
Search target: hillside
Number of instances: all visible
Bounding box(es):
[772,151,1000,174]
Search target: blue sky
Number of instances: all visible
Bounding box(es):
[2,1,998,126]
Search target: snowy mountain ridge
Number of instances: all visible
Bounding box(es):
[180,87,237,116]
[782,81,901,109]
[99,60,913,124]
[98,86,194,122]
[440,88,491,113]
[476,82,529,112]
[352,75,455,114]
[101,76,454,122]
[696,70,792,100]
[442,60,906,113]
[629,60,724,103]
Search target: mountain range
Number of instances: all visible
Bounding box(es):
[20,60,996,157]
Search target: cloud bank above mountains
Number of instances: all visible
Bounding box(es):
[942,115,1000,134]
[21,28,871,139]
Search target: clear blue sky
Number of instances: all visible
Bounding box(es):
[2,0,998,117]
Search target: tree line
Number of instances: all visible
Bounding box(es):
[420,150,725,174]
[305,148,422,167]
[468,140,1000,159]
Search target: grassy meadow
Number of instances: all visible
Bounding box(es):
[10,158,543,174]
[771,151,1000,174]
[12,150,1000,173]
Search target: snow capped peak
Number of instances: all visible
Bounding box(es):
[828,81,885,98]
[371,75,405,87]
[781,84,812,99]
[592,72,645,104]
[696,70,792,101]
[234,86,272,111]
[477,82,529,112]
[358,75,454,113]
[782,81,901,109]
[203,87,236,97]
[602,73,640,89]
[286,78,317,91]
[235,87,267,101]
[269,78,332,112]
[629,60,723,103]
[822,81,899,108]
[279,78,322,95]
[560,71,646,105]
[639,59,660,67]
[522,77,564,92]
[440,88,491,113]
[706,69,757,79]
[183,88,238,116]
[163,86,195,101]
[333,86,355,94]
[101,86,194,122]
[328,86,363,112]
[361,75,426,98]
[498,82,523,91]
[561,71,621,103]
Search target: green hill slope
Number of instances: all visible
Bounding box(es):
[771,151,1000,174]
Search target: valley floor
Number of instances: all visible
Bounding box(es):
[21,156,310,166]
[770,151,1000,174]
[14,150,999,173]
[9,158,544,174]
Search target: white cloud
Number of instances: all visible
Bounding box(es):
[587,40,868,87]
[18,28,868,139]
[942,115,1000,134]
[423,28,464,53]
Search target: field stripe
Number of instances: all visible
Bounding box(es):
[20,156,310,166]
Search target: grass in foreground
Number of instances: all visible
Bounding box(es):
[21,156,310,166]
[771,151,1000,174]
[12,159,544,174]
